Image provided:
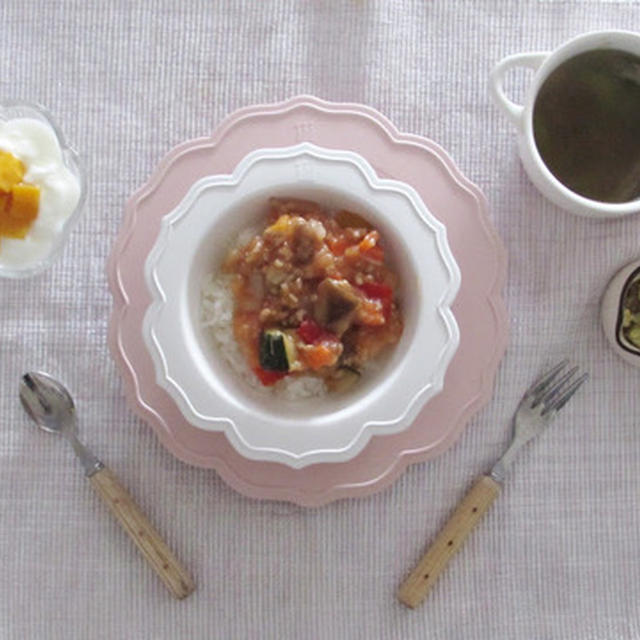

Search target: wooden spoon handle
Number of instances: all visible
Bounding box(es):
[89,465,195,599]
[397,475,500,608]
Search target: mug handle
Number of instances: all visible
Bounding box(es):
[489,52,548,128]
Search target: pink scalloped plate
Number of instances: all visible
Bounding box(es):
[107,96,508,506]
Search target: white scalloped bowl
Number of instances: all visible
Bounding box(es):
[142,143,460,468]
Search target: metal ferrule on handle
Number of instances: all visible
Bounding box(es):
[489,441,520,484]
[66,433,105,477]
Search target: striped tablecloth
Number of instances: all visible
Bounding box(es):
[2,1,640,638]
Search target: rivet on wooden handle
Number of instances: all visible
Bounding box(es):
[397,475,500,608]
[89,466,195,599]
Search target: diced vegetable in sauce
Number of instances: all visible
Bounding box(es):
[223,197,403,391]
[259,329,297,372]
[313,278,359,335]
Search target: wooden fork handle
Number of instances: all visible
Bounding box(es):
[397,475,500,608]
[89,465,195,599]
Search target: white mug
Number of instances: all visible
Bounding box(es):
[490,30,640,219]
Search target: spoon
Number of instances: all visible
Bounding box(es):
[20,371,195,599]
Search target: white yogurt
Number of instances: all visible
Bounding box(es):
[0,118,81,270]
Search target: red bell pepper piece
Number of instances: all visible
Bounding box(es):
[359,281,392,301]
[297,318,337,344]
[253,367,287,386]
[358,281,393,320]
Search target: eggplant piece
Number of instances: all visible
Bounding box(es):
[313,278,360,335]
[259,329,297,371]
[334,209,372,230]
[326,366,361,392]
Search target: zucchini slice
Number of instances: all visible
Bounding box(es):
[259,329,297,372]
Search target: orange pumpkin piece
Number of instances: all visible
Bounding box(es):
[0,191,10,213]
[0,183,40,238]
[11,183,39,219]
[0,151,25,192]
[0,150,41,240]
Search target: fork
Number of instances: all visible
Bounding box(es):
[397,360,588,608]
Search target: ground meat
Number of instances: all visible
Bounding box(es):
[223,197,403,388]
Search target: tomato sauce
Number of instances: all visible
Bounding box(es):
[222,198,403,390]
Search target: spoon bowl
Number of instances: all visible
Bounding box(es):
[19,371,77,435]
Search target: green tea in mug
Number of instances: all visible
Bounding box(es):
[533,48,640,203]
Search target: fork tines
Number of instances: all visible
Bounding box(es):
[529,360,588,414]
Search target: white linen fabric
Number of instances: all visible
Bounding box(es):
[2,1,640,638]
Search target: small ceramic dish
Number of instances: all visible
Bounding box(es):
[142,143,460,468]
[601,258,640,368]
[0,101,86,279]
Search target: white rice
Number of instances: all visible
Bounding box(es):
[200,272,328,398]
